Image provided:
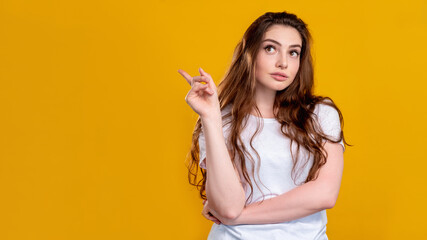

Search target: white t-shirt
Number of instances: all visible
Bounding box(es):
[198,102,345,240]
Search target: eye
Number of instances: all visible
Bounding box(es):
[264,45,276,54]
[290,50,300,57]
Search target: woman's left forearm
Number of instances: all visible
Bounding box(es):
[227,179,336,225]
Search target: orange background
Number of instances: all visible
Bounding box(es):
[0,0,426,239]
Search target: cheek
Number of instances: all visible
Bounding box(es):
[255,56,270,71]
[292,61,300,74]
[254,58,265,75]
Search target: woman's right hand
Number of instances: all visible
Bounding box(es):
[178,68,220,119]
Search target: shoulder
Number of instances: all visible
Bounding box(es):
[313,99,335,113]
[313,99,340,122]
[312,99,343,139]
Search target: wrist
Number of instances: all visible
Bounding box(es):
[200,110,222,127]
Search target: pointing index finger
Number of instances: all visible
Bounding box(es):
[177,69,193,85]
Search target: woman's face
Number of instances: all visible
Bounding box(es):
[254,24,302,94]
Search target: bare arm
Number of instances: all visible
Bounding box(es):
[202,113,246,220]
[178,67,245,221]
[225,141,344,225]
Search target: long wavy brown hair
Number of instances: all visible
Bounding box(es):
[186,11,350,205]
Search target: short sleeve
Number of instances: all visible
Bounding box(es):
[315,103,345,152]
[198,129,207,169]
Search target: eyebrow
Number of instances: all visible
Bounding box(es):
[262,39,302,48]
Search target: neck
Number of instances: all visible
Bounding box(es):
[252,86,277,118]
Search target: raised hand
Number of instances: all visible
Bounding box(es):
[178,68,220,119]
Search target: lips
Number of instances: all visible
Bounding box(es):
[270,72,289,81]
[271,74,287,81]
[271,72,289,78]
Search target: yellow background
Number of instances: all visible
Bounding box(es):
[1,0,426,239]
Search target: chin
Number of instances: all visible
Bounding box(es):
[277,87,288,92]
[277,83,291,91]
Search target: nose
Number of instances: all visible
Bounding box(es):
[276,53,288,69]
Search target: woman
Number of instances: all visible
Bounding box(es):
[178,11,349,240]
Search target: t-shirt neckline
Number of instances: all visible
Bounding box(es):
[248,113,277,123]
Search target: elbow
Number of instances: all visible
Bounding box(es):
[223,204,245,221]
[225,207,243,221]
[221,211,238,222]
[220,208,243,225]
[322,184,340,209]
[323,195,338,209]
[324,199,335,209]
[224,193,246,221]
[219,200,245,222]
[207,188,246,222]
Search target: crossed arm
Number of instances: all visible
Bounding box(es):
[208,141,344,226]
